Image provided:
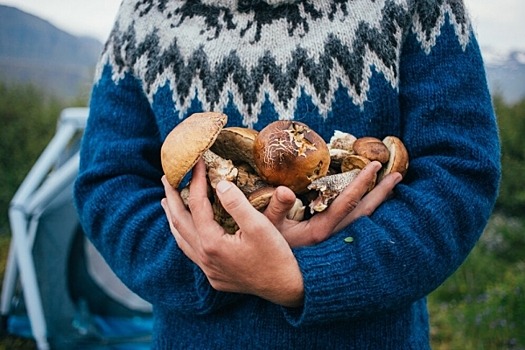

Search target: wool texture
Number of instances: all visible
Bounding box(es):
[74,0,501,348]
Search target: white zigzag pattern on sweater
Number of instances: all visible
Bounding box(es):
[95,0,470,126]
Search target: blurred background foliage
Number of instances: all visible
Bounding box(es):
[0,82,524,349]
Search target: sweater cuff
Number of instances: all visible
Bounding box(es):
[282,228,364,326]
[191,263,245,315]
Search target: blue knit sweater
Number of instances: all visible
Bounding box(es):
[74,0,501,348]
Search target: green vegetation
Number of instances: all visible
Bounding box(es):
[0,83,62,235]
[493,96,525,216]
[429,215,525,349]
[0,82,524,348]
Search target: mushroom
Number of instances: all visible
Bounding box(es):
[307,169,361,213]
[210,127,259,171]
[161,112,227,188]
[161,112,409,230]
[246,187,305,221]
[253,120,331,194]
[329,130,357,151]
[341,154,371,173]
[353,136,390,164]
[378,136,409,182]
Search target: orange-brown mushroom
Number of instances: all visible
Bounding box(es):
[353,136,390,164]
[253,120,330,194]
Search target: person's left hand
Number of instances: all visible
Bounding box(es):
[262,164,402,247]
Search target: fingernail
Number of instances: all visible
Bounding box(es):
[393,173,403,184]
[216,180,232,194]
[365,161,382,172]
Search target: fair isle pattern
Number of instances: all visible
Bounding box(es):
[95,0,471,125]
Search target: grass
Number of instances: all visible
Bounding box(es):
[429,214,525,350]
[0,214,523,349]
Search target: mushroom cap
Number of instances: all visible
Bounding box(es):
[161,112,228,188]
[210,127,258,170]
[253,120,330,193]
[353,136,390,164]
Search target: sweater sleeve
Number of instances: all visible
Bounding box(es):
[283,13,501,326]
[74,63,243,315]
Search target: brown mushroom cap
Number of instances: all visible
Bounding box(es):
[253,120,330,194]
[247,186,276,211]
[161,112,227,188]
[353,136,390,164]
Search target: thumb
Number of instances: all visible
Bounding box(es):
[263,186,296,227]
[215,180,260,227]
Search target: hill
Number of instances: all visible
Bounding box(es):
[484,48,525,105]
[0,5,103,100]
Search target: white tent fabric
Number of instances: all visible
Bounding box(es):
[1,108,152,350]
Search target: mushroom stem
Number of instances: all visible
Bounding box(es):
[202,150,238,188]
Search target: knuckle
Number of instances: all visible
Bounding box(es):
[343,198,360,213]
[200,239,219,257]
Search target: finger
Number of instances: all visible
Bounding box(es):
[161,175,191,220]
[185,159,223,235]
[162,174,211,251]
[214,180,265,232]
[311,161,383,233]
[263,186,296,227]
[333,171,402,232]
[187,158,211,207]
[160,198,199,263]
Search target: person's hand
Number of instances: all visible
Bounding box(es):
[161,160,304,307]
[263,162,402,247]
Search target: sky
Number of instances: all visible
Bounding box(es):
[0,0,524,54]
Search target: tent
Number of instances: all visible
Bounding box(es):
[0,108,153,350]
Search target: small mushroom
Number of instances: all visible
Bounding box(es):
[247,187,276,211]
[341,155,376,190]
[378,136,409,182]
[253,120,330,194]
[161,112,227,188]
[353,136,390,164]
[287,198,306,221]
[236,163,267,195]
[247,187,305,221]
[329,130,357,151]
[329,148,353,169]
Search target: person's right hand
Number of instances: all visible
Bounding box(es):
[263,161,402,247]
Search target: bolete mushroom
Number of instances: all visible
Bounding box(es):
[161,112,228,188]
[378,136,409,182]
[353,136,390,164]
[253,120,330,194]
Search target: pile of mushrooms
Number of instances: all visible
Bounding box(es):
[161,112,409,233]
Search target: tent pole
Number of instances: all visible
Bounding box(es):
[9,209,49,350]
